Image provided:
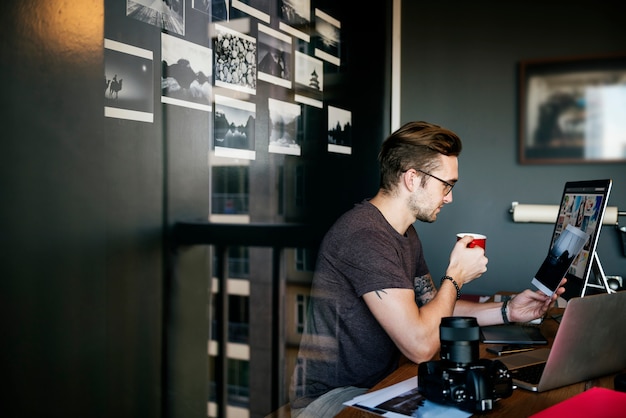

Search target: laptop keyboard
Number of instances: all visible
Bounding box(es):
[510,362,546,385]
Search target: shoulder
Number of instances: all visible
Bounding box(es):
[333,200,386,230]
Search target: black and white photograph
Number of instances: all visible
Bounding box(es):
[268,98,301,156]
[278,0,311,42]
[374,387,426,415]
[104,39,154,123]
[257,24,293,89]
[231,0,271,23]
[294,51,323,108]
[214,95,257,160]
[214,24,257,95]
[313,8,340,66]
[373,386,471,417]
[126,0,185,36]
[327,105,351,154]
[534,223,589,296]
[192,0,228,21]
[161,33,213,112]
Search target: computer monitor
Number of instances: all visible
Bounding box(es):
[531,179,613,300]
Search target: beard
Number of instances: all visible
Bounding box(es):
[408,191,438,223]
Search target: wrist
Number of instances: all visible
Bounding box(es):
[441,276,461,300]
[501,297,511,324]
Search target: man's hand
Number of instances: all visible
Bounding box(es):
[508,279,567,322]
[446,235,488,287]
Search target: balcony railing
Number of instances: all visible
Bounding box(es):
[170,221,325,417]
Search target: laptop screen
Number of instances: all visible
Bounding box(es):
[531,179,612,300]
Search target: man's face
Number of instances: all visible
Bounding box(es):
[409,155,458,223]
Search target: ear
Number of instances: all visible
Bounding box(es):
[403,169,417,192]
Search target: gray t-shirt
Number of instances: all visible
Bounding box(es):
[290,200,429,409]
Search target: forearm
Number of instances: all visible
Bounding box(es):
[453,288,553,325]
[452,300,505,326]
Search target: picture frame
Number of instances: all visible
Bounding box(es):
[518,53,626,164]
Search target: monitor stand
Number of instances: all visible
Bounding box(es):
[581,252,614,297]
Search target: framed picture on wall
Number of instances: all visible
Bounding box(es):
[518,53,626,164]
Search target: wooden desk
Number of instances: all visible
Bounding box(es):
[336,309,622,418]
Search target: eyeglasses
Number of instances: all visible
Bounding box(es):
[415,169,455,196]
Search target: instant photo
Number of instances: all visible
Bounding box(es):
[104,39,154,123]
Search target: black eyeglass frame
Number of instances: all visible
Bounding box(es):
[415,169,455,196]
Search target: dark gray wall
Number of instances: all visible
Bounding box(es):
[0,1,390,417]
[400,1,626,296]
[1,1,163,417]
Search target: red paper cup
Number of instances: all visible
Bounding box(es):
[456,233,486,250]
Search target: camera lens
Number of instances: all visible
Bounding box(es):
[439,316,480,367]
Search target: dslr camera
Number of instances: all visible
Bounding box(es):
[418,316,513,413]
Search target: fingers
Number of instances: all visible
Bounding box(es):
[460,235,475,243]
[455,235,475,249]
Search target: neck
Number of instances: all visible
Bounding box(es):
[369,190,414,235]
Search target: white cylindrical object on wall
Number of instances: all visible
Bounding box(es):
[512,204,619,225]
[512,204,559,223]
[605,206,619,225]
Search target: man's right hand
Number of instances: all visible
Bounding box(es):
[446,236,488,287]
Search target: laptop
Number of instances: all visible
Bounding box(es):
[531,179,613,299]
[498,291,626,392]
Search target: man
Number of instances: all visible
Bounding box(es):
[289,121,565,417]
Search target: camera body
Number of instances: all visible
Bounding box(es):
[417,317,513,413]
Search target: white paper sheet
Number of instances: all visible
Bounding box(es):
[343,377,471,418]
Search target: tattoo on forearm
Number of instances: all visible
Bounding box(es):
[374,289,388,299]
[414,274,437,307]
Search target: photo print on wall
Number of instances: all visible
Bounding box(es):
[214,94,257,160]
[268,98,302,156]
[161,33,213,112]
[278,0,311,42]
[214,24,257,95]
[294,50,323,108]
[231,0,271,23]
[126,0,185,36]
[327,105,352,154]
[104,38,154,123]
[313,8,340,66]
[257,23,293,89]
[192,0,228,21]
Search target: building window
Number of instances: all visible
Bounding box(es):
[228,246,249,278]
[212,166,249,214]
[208,356,216,402]
[211,246,249,279]
[227,359,250,407]
[296,293,309,334]
[295,247,315,272]
[208,283,249,344]
[293,361,305,398]
[228,294,249,344]
[208,357,250,408]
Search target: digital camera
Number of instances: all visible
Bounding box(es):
[417,316,513,413]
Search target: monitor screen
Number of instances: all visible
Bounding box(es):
[531,179,613,300]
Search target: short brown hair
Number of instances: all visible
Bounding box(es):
[378,121,462,192]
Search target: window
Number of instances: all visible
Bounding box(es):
[295,247,314,272]
[228,246,249,278]
[212,166,249,214]
[227,359,250,407]
[228,294,249,344]
[296,293,309,334]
